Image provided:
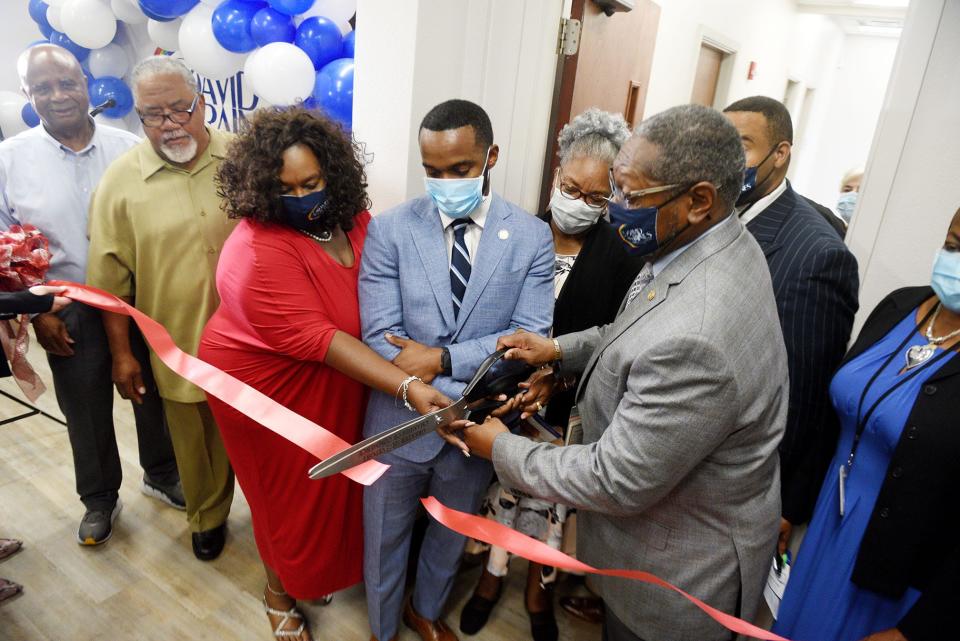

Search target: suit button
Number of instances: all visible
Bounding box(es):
[907,426,918,440]
[891,467,903,479]
[923,384,937,395]
[879,507,890,518]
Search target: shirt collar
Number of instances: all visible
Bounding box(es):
[37,118,99,156]
[651,210,737,277]
[737,178,787,225]
[139,127,226,180]
[438,193,492,230]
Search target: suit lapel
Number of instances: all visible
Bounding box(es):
[410,198,456,330]
[454,196,511,334]
[745,185,796,258]
[577,216,744,397]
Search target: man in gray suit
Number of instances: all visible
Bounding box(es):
[441,104,788,641]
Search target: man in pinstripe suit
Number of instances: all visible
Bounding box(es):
[724,96,860,556]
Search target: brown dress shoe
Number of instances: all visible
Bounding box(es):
[403,599,458,641]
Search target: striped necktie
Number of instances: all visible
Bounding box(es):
[625,262,655,307]
[450,219,472,319]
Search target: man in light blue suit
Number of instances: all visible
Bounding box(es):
[359,99,554,641]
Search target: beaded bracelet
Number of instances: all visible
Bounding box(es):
[397,375,422,412]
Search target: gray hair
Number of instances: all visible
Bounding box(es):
[557,108,630,165]
[634,104,745,208]
[130,56,197,104]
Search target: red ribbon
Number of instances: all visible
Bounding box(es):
[57,281,789,640]
[53,282,388,486]
[421,497,791,641]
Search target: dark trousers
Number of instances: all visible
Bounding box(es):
[46,303,177,511]
[603,609,646,641]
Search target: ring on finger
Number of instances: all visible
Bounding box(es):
[535,401,544,412]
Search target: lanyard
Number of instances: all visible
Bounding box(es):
[845,305,950,470]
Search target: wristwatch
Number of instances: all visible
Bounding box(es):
[440,347,452,375]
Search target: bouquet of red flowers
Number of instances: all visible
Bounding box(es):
[0,224,52,401]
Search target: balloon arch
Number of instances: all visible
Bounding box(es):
[3,0,356,138]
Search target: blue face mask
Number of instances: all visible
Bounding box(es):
[424,147,492,219]
[836,191,858,223]
[737,146,777,207]
[607,188,689,257]
[931,249,960,313]
[281,189,328,231]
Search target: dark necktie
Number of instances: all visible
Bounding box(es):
[450,219,472,319]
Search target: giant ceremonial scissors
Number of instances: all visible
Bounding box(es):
[308,349,544,480]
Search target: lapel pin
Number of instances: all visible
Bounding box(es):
[647,290,656,301]
[498,229,509,240]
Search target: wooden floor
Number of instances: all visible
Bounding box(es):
[0,343,597,641]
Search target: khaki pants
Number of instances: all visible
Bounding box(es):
[162,399,234,532]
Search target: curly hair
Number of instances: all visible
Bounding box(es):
[557,108,630,165]
[216,106,370,233]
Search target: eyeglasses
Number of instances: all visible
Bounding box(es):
[137,94,200,128]
[555,168,609,209]
[607,168,682,209]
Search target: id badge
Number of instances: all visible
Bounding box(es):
[838,465,847,517]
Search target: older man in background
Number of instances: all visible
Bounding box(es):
[87,56,236,561]
[444,105,788,641]
[0,44,181,547]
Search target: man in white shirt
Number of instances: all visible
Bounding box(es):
[0,45,182,546]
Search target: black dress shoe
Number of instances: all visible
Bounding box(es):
[459,586,501,635]
[192,523,226,561]
[528,608,558,641]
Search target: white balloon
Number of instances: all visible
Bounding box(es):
[178,5,248,81]
[148,18,181,52]
[62,0,118,49]
[245,42,314,106]
[45,0,68,6]
[88,43,130,78]
[299,0,355,33]
[46,5,64,32]
[198,0,221,5]
[111,0,147,24]
[0,91,30,139]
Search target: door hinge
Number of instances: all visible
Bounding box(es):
[557,17,582,56]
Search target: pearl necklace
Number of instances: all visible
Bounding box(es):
[905,303,960,370]
[297,228,333,243]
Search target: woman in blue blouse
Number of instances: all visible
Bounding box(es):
[773,208,960,641]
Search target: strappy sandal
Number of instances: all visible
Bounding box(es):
[262,592,308,639]
[0,578,23,604]
[0,539,23,562]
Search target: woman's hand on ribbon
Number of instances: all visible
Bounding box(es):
[29,285,71,312]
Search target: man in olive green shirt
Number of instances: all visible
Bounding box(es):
[87,57,235,561]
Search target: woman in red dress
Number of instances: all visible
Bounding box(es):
[199,108,449,641]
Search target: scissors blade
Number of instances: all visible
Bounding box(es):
[308,400,467,480]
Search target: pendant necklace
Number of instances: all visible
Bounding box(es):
[905,303,960,370]
[297,228,333,243]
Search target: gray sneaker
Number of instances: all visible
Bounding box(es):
[141,476,186,511]
[77,499,122,546]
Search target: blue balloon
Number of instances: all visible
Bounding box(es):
[251,7,295,46]
[48,31,90,63]
[312,57,353,129]
[28,0,49,26]
[268,0,313,14]
[342,29,355,58]
[137,0,198,20]
[89,76,134,119]
[295,16,342,70]
[213,0,266,53]
[21,103,40,128]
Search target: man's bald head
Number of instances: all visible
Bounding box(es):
[18,44,90,137]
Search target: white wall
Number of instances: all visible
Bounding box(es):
[845,0,960,332]
[791,34,899,209]
[353,0,562,215]
[0,4,48,93]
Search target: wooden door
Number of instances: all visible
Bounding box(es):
[538,0,661,212]
[690,43,724,106]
